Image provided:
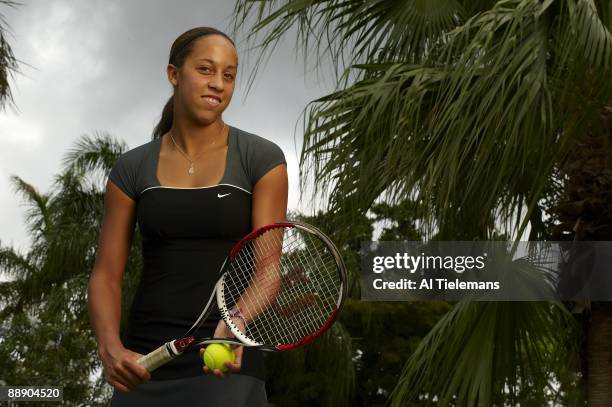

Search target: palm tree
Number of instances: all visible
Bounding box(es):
[0,133,142,405]
[0,0,21,110]
[547,103,612,405]
[230,0,612,404]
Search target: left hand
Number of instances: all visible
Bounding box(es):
[200,318,245,378]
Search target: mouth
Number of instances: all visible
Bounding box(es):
[202,95,222,107]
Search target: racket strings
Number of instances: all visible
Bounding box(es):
[258,231,331,339]
[222,226,342,347]
[257,229,339,342]
[227,230,315,344]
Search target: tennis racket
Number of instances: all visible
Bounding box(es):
[136,220,348,372]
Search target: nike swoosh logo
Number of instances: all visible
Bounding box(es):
[217,193,231,198]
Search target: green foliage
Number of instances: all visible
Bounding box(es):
[370,201,423,241]
[232,0,612,241]
[265,200,450,406]
[342,300,451,407]
[0,133,140,405]
[231,0,612,405]
[0,1,20,110]
[265,322,355,407]
[390,300,580,406]
[292,208,373,298]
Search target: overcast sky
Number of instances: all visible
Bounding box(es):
[0,0,337,253]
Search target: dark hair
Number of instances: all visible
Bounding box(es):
[152,27,236,139]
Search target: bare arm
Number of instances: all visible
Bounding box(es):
[232,163,289,322]
[250,163,289,237]
[203,163,288,377]
[87,180,150,391]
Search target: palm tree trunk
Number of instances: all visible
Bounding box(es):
[553,103,612,405]
[585,302,612,406]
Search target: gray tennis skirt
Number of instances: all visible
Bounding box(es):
[110,374,267,406]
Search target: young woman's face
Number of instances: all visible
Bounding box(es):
[170,34,238,125]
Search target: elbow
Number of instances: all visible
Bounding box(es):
[87,266,122,300]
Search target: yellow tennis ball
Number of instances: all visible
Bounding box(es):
[203,343,235,373]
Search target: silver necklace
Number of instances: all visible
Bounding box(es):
[169,123,227,175]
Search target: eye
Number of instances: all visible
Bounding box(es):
[225,73,235,80]
[198,66,211,73]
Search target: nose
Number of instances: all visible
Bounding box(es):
[208,71,224,92]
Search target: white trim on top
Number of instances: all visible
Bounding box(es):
[141,183,252,195]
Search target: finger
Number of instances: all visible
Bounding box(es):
[116,371,139,390]
[127,352,152,380]
[223,344,240,372]
[114,365,140,389]
[227,359,242,373]
[125,356,151,381]
[226,360,240,373]
[108,379,131,393]
[111,370,138,391]
[124,359,151,381]
[233,346,243,366]
[213,368,225,378]
[120,360,145,385]
[203,366,210,374]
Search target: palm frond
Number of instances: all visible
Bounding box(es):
[0,245,35,279]
[390,299,577,405]
[297,0,612,240]
[61,131,129,176]
[231,0,469,96]
[559,0,612,71]
[9,175,51,236]
[0,0,21,110]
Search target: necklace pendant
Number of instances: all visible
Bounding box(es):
[188,163,195,175]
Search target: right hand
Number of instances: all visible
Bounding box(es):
[98,344,151,392]
[200,319,245,378]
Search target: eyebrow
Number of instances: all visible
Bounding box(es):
[197,58,237,69]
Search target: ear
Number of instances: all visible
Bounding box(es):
[167,64,179,87]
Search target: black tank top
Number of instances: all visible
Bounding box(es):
[107,125,286,381]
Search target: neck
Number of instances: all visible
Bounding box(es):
[168,119,227,156]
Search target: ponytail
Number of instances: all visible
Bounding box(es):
[152,95,174,139]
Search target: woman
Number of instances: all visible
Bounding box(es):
[87,27,288,405]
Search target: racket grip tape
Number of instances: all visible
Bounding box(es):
[137,343,176,372]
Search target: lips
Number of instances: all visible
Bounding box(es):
[202,95,221,107]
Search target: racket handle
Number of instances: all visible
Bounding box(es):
[137,343,175,372]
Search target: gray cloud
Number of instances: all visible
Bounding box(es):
[0,0,333,252]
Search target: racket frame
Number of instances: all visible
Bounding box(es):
[137,220,348,371]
